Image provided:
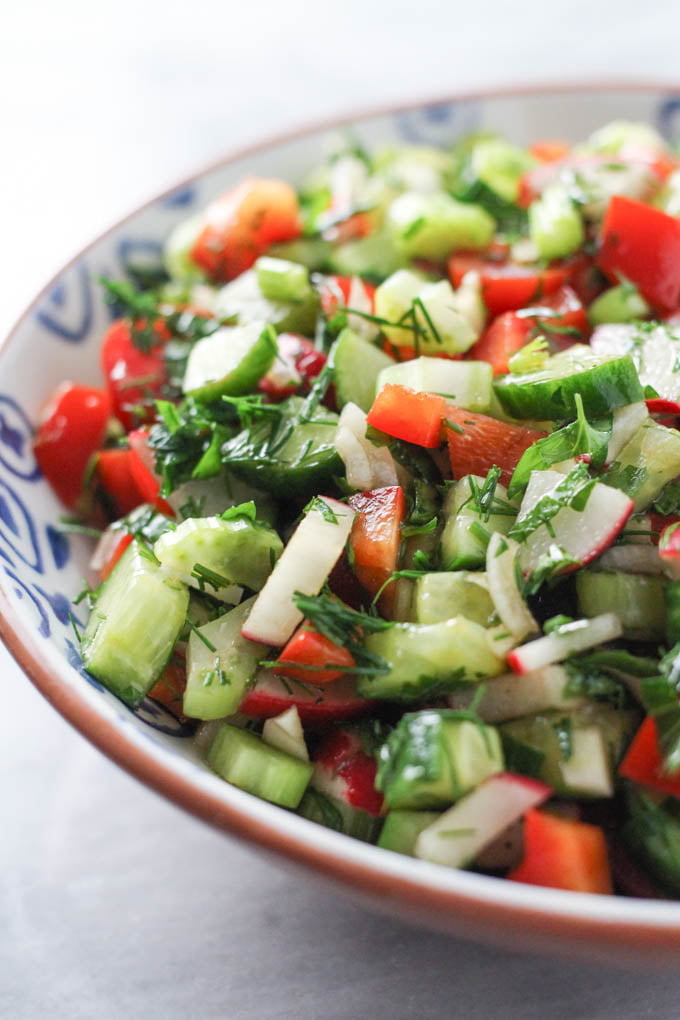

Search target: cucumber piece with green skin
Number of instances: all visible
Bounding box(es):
[327,231,407,280]
[376,710,504,810]
[213,268,319,336]
[268,237,333,270]
[500,704,637,798]
[588,284,650,326]
[221,396,342,498]
[528,184,585,259]
[333,327,395,412]
[182,321,278,401]
[154,514,283,597]
[298,789,382,842]
[183,597,267,721]
[414,571,494,626]
[81,541,189,706]
[624,787,680,894]
[207,723,313,808]
[378,810,441,856]
[255,256,313,303]
[439,475,516,571]
[602,421,680,512]
[358,617,505,702]
[377,357,493,413]
[387,191,495,259]
[493,350,644,420]
[575,569,666,640]
[591,322,680,406]
[468,138,535,203]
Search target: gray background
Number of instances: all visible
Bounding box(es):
[3,2,680,1015]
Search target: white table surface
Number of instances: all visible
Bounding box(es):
[3,2,680,1015]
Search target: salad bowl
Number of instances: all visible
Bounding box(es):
[3,82,680,966]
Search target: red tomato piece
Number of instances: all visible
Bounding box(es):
[348,486,406,615]
[619,716,680,798]
[94,448,146,518]
[466,312,532,375]
[444,407,547,488]
[277,621,356,686]
[191,177,302,282]
[448,253,569,317]
[34,382,111,509]
[598,195,680,312]
[240,672,371,725]
[508,809,613,894]
[127,428,175,517]
[101,319,169,430]
[366,385,447,448]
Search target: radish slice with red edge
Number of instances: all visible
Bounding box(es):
[240,669,371,725]
[414,772,551,869]
[506,613,623,675]
[241,496,356,646]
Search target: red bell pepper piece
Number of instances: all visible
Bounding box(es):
[448,253,568,317]
[508,809,613,894]
[619,716,680,798]
[444,408,547,488]
[598,195,680,312]
[348,485,406,614]
[366,385,446,448]
[466,311,532,375]
[127,428,175,517]
[240,672,371,725]
[99,533,134,581]
[276,621,356,686]
[93,448,146,519]
[191,177,302,282]
[101,318,170,430]
[34,382,111,510]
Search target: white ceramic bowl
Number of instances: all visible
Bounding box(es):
[3,83,680,966]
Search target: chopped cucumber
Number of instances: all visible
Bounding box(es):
[327,231,406,280]
[374,269,425,347]
[207,723,313,808]
[529,184,585,260]
[377,709,504,809]
[468,138,534,203]
[414,571,494,626]
[333,327,395,412]
[387,191,495,259]
[358,617,505,701]
[588,285,650,326]
[439,474,516,571]
[494,349,644,420]
[213,268,319,336]
[576,570,666,640]
[154,513,283,596]
[182,321,277,401]
[268,237,333,270]
[624,788,680,894]
[298,789,382,842]
[81,541,189,706]
[163,214,205,283]
[378,810,441,856]
[183,597,267,720]
[378,358,493,415]
[255,256,313,303]
[590,322,680,405]
[448,665,583,723]
[603,421,680,511]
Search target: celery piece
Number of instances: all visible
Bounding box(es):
[255,256,312,303]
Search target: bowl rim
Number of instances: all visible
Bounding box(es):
[4,78,680,958]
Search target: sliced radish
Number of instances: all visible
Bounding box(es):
[311,727,384,816]
[262,706,309,761]
[414,772,551,869]
[507,613,623,675]
[486,533,538,643]
[335,402,399,492]
[596,544,663,574]
[447,664,583,723]
[240,669,371,725]
[241,496,356,646]
[517,470,634,575]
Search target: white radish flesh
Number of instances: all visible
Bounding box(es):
[241,497,356,646]
[507,613,623,675]
[447,665,583,723]
[262,706,309,762]
[596,544,663,575]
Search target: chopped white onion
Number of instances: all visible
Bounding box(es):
[335,402,398,491]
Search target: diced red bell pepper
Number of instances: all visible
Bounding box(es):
[240,672,371,725]
[191,177,302,282]
[466,311,533,375]
[598,195,680,312]
[529,139,571,163]
[313,727,384,816]
[93,448,146,519]
[448,253,569,317]
[127,427,175,517]
[508,809,613,894]
[619,715,680,798]
[34,382,111,510]
[258,333,327,400]
[444,408,547,488]
[101,318,170,430]
[367,385,446,448]
[348,486,406,615]
[276,621,356,686]
[100,533,134,581]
